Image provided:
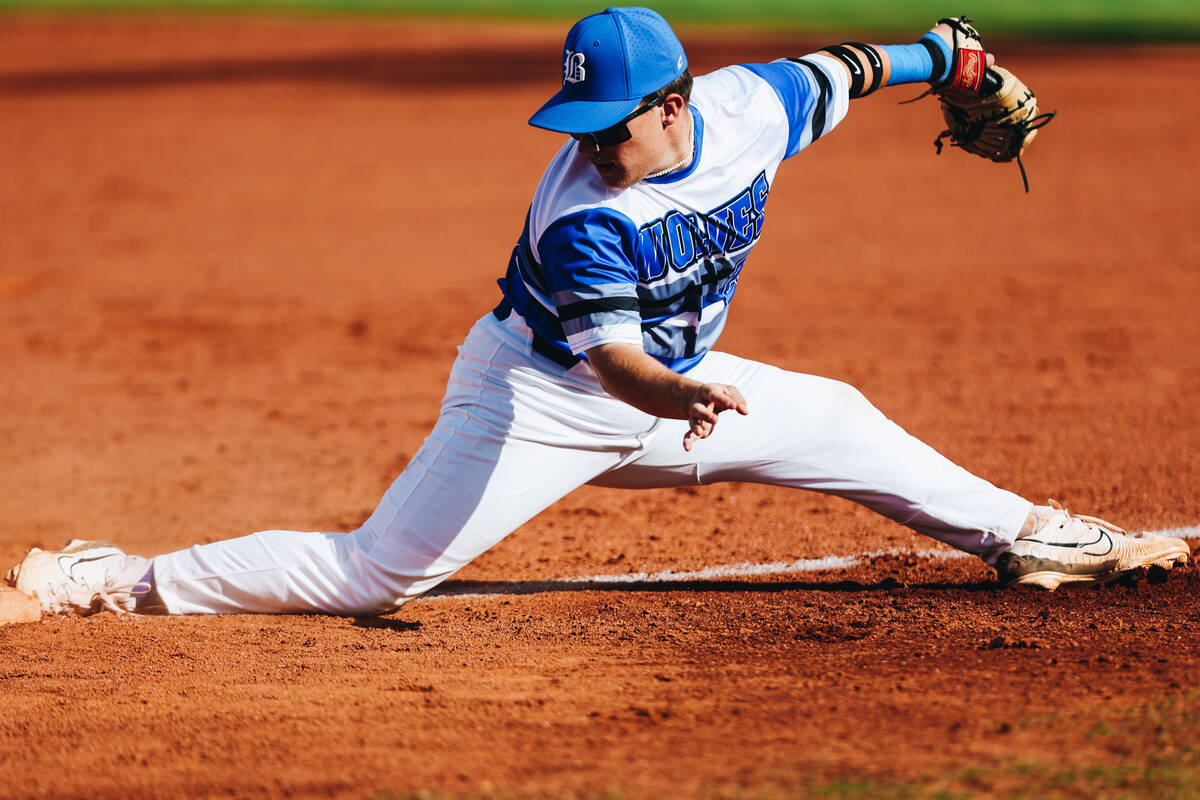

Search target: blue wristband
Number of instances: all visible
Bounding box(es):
[879,34,952,86]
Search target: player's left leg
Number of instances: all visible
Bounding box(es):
[8,310,651,616]
[137,310,648,616]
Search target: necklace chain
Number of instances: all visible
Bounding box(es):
[645,129,695,180]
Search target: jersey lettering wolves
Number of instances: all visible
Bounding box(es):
[499,55,849,372]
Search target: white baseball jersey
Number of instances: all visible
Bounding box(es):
[500,56,850,372]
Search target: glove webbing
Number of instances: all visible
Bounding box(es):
[935,107,1058,192]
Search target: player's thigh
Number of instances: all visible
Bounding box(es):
[365,409,614,565]
[593,352,1030,559]
[361,329,631,581]
[593,352,890,488]
[696,354,894,475]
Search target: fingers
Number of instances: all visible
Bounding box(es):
[682,412,714,452]
[699,383,749,415]
[688,400,718,426]
[719,385,750,415]
[689,406,716,433]
[681,383,748,450]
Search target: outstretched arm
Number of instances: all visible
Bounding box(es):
[586,343,748,452]
[739,19,996,162]
[816,22,993,100]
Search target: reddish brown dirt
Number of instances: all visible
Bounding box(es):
[1,15,1199,799]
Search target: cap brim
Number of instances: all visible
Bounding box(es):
[528,91,643,134]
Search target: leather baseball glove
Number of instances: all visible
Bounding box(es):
[929,17,1057,192]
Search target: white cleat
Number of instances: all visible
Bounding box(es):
[6,539,150,615]
[997,502,1191,591]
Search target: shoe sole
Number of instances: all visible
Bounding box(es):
[1008,549,1191,591]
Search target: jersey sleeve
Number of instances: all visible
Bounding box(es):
[738,54,850,160]
[537,208,644,356]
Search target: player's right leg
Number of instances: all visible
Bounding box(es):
[593,351,1190,588]
[593,352,1032,561]
[8,311,649,616]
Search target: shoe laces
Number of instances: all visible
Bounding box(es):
[92,566,153,615]
[1040,499,1131,539]
[44,559,147,616]
[94,582,150,615]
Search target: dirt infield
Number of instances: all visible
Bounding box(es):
[1,14,1199,799]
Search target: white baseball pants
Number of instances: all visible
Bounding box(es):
[151,310,1032,615]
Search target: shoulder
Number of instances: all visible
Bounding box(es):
[689,64,824,135]
[695,64,774,93]
[724,57,846,105]
[692,65,785,112]
[686,66,795,159]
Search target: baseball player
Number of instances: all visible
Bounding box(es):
[7,8,1191,617]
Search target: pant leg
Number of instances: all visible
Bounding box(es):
[151,312,653,615]
[591,351,1031,564]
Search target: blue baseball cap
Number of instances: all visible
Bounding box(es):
[528,7,687,134]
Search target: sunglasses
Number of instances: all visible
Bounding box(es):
[571,95,666,147]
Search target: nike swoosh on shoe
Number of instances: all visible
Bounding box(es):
[1022,529,1113,556]
[59,553,113,584]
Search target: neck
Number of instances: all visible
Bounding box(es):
[646,107,693,180]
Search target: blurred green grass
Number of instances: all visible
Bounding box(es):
[2,0,1199,41]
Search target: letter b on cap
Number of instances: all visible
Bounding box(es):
[563,50,586,85]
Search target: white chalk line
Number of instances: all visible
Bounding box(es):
[422,524,1200,602]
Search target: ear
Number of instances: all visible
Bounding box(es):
[660,93,686,127]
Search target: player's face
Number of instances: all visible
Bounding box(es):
[574,97,677,190]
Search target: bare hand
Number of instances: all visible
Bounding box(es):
[682,383,749,451]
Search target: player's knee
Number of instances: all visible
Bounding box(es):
[350,561,452,616]
[342,594,409,617]
[325,530,430,616]
[327,574,417,617]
